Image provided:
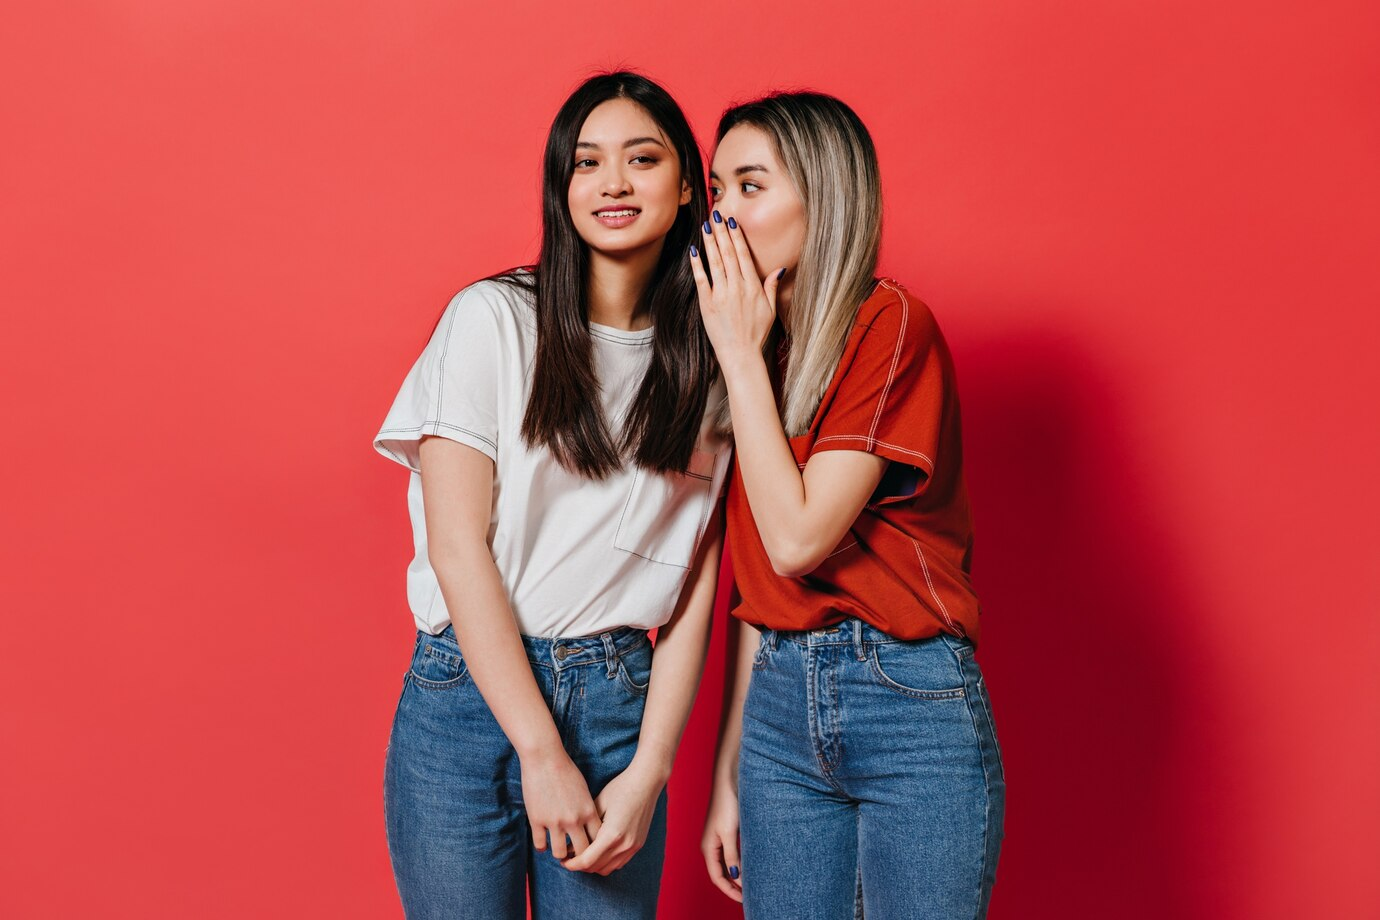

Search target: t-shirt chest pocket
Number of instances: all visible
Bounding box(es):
[613,449,718,569]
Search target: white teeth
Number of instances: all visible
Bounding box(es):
[599,209,638,217]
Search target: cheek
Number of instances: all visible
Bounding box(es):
[567,176,591,210]
[739,207,793,269]
[644,171,683,210]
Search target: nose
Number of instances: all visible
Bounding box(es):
[600,163,633,197]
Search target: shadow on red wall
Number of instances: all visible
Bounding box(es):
[658,328,1218,919]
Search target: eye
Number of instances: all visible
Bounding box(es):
[630,155,658,165]
[741,181,762,194]
[574,158,597,169]
[709,185,722,201]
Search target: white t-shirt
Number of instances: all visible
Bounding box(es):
[374,277,732,638]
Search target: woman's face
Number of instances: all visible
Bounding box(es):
[567,98,690,258]
[709,124,807,283]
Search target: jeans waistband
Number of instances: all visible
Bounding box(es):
[765,618,968,653]
[436,623,648,672]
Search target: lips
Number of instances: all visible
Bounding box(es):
[593,207,641,228]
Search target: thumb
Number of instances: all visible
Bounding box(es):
[763,267,787,312]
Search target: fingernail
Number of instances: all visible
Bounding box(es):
[727,216,737,229]
[690,245,698,257]
[729,865,740,880]
[778,268,786,279]
[713,210,723,223]
[703,221,712,234]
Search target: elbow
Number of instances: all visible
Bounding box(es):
[766,540,825,579]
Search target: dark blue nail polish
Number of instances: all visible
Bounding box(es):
[689,245,698,257]
[703,221,712,233]
[729,865,740,880]
[727,216,737,229]
[778,268,786,279]
[713,210,722,223]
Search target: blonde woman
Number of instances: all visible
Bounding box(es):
[692,92,1005,918]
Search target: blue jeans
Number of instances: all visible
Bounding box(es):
[738,619,1005,920]
[383,625,667,919]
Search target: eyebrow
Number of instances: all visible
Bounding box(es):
[708,164,771,180]
[575,137,670,151]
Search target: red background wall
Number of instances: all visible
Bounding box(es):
[2,2,1377,917]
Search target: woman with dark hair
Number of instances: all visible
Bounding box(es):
[373,72,728,919]
[694,92,1006,918]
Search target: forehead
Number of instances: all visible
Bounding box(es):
[578,97,668,146]
[712,124,779,173]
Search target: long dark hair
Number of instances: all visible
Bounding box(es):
[495,72,714,478]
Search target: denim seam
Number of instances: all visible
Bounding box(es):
[977,678,1004,782]
[956,650,994,920]
[805,649,847,790]
[406,670,470,690]
[616,660,650,697]
[867,648,966,699]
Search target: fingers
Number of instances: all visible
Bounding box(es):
[689,244,712,306]
[701,214,730,292]
[708,210,744,286]
[565,826,637,876]
[565,825,591,860]
[702,829,744,902]
[723,214,760,286]
[762,266,786,315]
[563,830,610,873]
[548,826,566,860]
[720,824,743,896]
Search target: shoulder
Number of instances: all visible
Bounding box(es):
[855,279,939,344]
[847,279,943,365]
[440,273,537,339]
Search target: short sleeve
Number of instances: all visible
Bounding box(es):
[809,286,947,479]
[373,285,506,472]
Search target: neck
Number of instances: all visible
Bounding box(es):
[586,242,663,331]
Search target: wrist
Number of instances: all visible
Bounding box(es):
[514,730,568,765]
[717,348,766,383]
[627,750,673,787]
[712,753,740,792]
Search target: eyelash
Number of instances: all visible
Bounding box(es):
[709,182,761,200]
[574,155,659,169]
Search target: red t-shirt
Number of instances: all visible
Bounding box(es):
[725,279,981,643]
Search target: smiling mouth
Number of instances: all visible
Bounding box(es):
[593,208,641,227]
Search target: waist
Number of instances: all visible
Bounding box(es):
[763,617,972,653]
[435,622,649,669]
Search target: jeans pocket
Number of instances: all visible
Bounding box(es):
[869,637,967,699]
[614,640,652,697]
[612,449,719,568]
[751,631,773,671]
[407,633,470,690]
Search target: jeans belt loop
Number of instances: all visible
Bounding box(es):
[852,618,867,661]
[601,632,620,679]
[765,628,778,651]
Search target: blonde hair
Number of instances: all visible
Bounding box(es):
[717,92,882,436]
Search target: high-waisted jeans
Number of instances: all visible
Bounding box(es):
[383,624,666,919]
[738,619,1005,920]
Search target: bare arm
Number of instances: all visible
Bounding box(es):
[700,590,759,902]
[692,215,888,577]
[418,435,602,860]
[565,502,727,876]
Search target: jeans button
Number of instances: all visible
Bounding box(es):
[554,646,569,661]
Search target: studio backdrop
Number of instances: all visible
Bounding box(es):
[1,1,1376,918]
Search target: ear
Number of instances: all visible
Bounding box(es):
[679,178,693,206]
